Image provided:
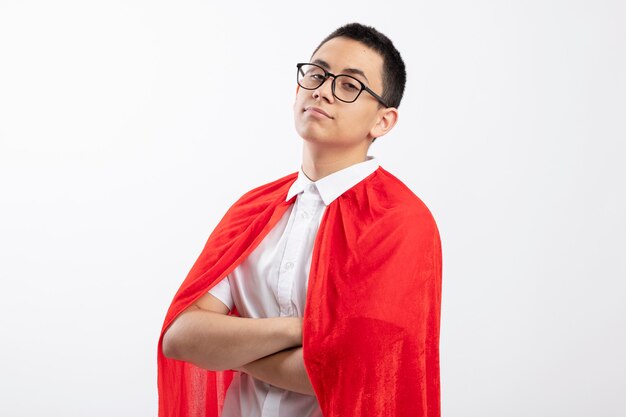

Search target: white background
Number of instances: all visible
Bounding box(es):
[1,1,624,416]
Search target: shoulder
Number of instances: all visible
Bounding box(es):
[367,168,442,257]
[203,171,299,245]
[229,171,298,209]
[369,166,439,230]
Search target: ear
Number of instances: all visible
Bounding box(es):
[369,107,399,139]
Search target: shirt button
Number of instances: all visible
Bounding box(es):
[285,261,294,270]
[301,210,309,219]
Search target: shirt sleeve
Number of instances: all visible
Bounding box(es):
[207,276,234,311]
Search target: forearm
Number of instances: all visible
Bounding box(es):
[162,307,301,371]
[237,347,315,396]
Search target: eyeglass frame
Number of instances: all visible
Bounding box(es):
[296,62,390,108]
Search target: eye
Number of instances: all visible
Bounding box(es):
[338,78,360,91]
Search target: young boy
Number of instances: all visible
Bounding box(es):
[159,22,442,417]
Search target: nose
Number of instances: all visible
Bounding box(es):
[312,75,335,104]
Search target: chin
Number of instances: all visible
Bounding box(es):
[295,125,331,144]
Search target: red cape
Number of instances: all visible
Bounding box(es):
[158,166,442,417]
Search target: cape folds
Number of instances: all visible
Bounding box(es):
[158,166,442,417]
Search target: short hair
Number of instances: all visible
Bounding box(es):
[311,22,406,110]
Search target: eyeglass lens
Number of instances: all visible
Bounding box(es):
[297,64,363,102]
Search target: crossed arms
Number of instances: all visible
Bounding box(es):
[162,292,315,396]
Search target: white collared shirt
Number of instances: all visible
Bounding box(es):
[208,155,380,417]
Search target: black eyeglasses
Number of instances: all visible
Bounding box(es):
[296,62,389,107]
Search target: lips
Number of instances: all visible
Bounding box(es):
[304,106,334,119]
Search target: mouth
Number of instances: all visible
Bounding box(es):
[304,106,334,119]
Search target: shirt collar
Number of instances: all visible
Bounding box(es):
[285,155,380,206]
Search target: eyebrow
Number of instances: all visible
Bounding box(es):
[312,58,370,83]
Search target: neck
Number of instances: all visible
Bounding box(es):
[300,140,371,181]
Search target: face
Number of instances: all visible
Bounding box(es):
[293,36,397,148]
